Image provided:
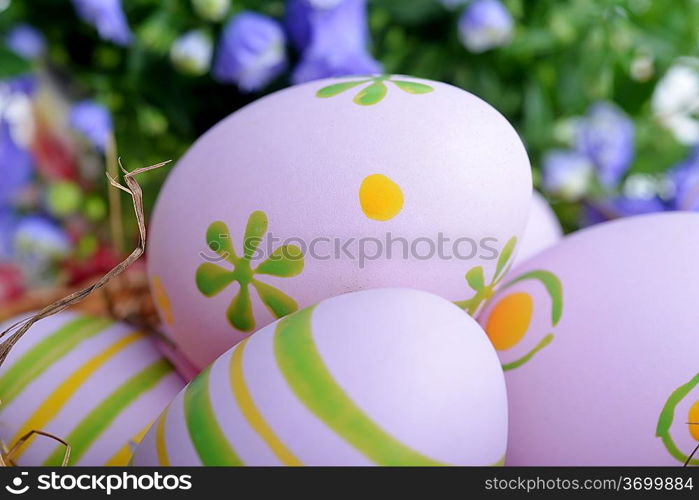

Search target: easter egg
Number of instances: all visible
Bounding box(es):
[512,191,562,266]
[477,212,699,465]
[148,75,532,368]
[0,312,185,465]
[131,288,508,466]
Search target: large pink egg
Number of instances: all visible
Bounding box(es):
[0,312,184,465]
[148,75,532,368]
[132,288,508,466]
[478,212,699,465]
[512,191,562,266]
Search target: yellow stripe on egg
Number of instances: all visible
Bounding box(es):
[9,331,145,459]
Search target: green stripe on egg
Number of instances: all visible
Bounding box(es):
[273,306,444,466]
[43,359,174,466]
[0,316,112,406]
[184,367,243,465]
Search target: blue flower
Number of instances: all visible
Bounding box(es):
[668,146,699,211]
[213,12,288,92]
[542,150,594,201]
[458,0,513,53]
[575,102,635,189]
[71,0,132,46]
[13,216,71,284]
[582,196,667,226]
[0,208,19,260]
[5,24,46,59]
[69,100,113,152]
[287,0,382,84]
[0,120,33,206]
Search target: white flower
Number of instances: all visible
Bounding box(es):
[170,30,213,76]
[652,58,699,144]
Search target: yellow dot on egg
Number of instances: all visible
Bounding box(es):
[689,400,699,441]
[151,275,174,326]
[485,292,534,351]
[359,174,404,221]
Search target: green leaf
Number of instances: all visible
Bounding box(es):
[316,80,369,98]
[243,211,268,260]
[255,245,304,277]
[391,80,434,94]
[353,81,388,106]
[195,263,235,296]
[227,285,254,332]
[253,280,298,319]
[465,266,485,291]
[206,221,237,263]
[0,47,32,79]
[494,237,517,280]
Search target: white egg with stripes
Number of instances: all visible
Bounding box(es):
[0,312,185,466]
[132,288,508,466]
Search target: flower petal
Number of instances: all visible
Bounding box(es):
[255,245,304,277]
[252,280,298,318]
[353,81,387,106]
[316,80,368,98]
[227,284,255,331]
[206,221,237,263]
[195,263,235,296]
[391,80,434,95]
[243,210,268,260]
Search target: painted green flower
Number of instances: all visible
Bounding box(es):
[656,372,699,466]
[195,211,304,332]
[316,75,434,106]
[454,236,518,315]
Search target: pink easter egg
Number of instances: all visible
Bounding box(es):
[147,75,532,368]
[0,312,185,465]
[512,191,562,266]
[132,288,508,466]
[478,212,699,465]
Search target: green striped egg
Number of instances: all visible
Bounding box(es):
[132,288,507,466]
[0,312,185,465]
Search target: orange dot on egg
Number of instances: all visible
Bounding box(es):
[689,400,699,441]
[359,174,404,221]
[151,275,174,326]
[485,292,534,351]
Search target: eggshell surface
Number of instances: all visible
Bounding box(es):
[512,191,562,266]
[0,312,185,465]
[132,288,508,466]
[478,212,699,465]
[147,75,532,368]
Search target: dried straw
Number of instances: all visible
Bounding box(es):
[0,159,170,368]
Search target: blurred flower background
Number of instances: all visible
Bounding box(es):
[1,0,699,299]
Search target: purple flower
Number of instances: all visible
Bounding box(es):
[5,24,46,59]
[71,0,132,46]
[542,150,593,201]
[458,0,513,53]
[13,216,71,284]
[582,196,667,226]
[0,120,33,206]
[287,0,382,84]
[69,100,113,152]
[668,146,699,211]
[575,102,635,189]
[0,208,19,260]
[213,12,288,92]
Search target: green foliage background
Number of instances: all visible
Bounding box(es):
[2,0,697,230]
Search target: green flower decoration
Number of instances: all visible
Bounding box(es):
[195,211,304,332]
[454,236,518,315]
[495,270,563,371]
[316,75,434,106]
[656,373,699,466]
